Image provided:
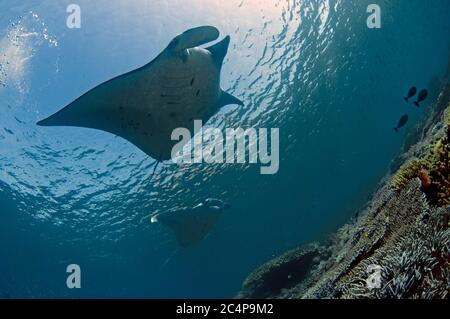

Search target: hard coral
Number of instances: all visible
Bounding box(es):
[391,103,450,207]
[444,106,450,128]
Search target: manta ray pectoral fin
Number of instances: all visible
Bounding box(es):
[168,26,220,53]
[206,36,230,67]
[36,100,81,127]
[218,90,244,108]
[37,65,147,133]
[36,113,59,126]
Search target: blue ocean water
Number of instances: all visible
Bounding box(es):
[0,0,449,298]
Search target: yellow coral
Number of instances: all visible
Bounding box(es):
[391,103,450,207]
[444,104,450,128]
[391,158,425,190]
[427,135,450,207]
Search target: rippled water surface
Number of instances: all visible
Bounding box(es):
[1,0,449,297]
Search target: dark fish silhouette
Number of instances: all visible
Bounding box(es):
[414,89,428,107]
[151,198,230,247]
[404,86,417,102]
[394,114,409,132]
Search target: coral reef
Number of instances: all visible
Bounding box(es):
[336,180,450,299]
[444,103,450,128]
[236,243,330,299]
[391,158,425,191]
[426,137,450,207]
[390,102,450,207]
[237,86,450,299]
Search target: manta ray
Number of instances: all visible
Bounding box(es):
[37,26,243,165]
[151,198,230,247]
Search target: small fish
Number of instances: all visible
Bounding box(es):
[404,86,417,102]
[414,89,428,107]
[394,114,409,133]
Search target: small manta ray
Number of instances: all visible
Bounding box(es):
[37,26,243,174]
[394,113,409,133]
[404,86,417,102]
[414,89,428,107]
[151,198,230,247]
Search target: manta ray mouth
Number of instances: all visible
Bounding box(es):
[169,25,220,53]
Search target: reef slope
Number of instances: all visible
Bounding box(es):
[237,84,450,299]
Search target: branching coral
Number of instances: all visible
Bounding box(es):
[377,217,450,299]
[338,184,450,299]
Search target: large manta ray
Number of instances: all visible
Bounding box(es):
[37,26,243,162]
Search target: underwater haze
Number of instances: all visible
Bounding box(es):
[1,0,450,298]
